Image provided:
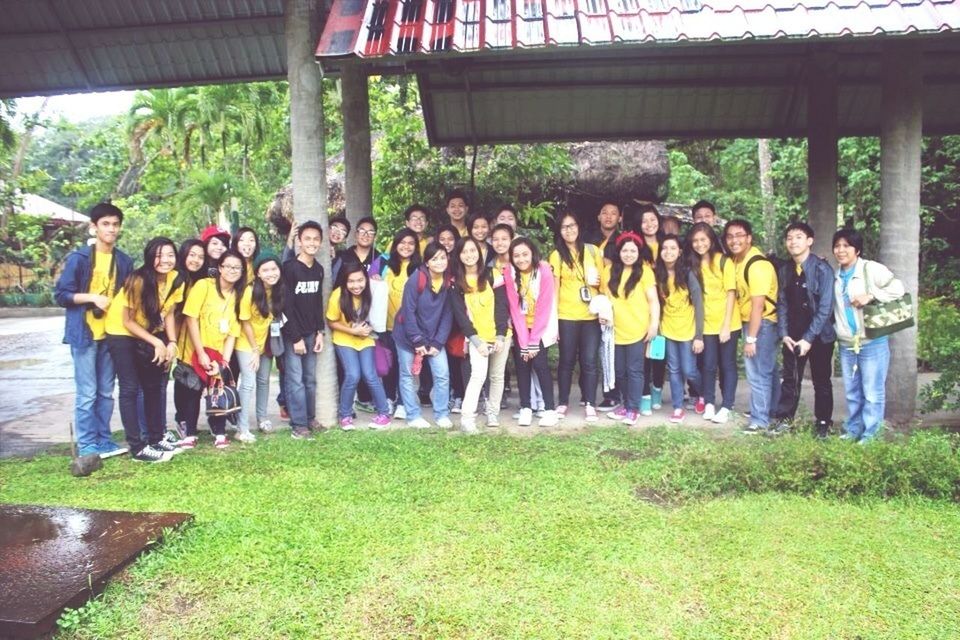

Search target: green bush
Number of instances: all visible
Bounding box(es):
[616,428,960,502]
[918,297,960,412]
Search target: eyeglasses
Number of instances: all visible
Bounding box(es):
[357,229,376,237]
[221,264,243,272]
[408,215,427,223]
[725,232,748,240]
[560,223,578,231]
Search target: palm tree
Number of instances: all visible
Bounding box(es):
[122,87,196,194]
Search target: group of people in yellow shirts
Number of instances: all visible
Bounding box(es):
[57,193,902,462]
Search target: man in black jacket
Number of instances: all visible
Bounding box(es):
[282,221,326,439]
[772,222,836,438]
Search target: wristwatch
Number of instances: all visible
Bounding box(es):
[745,335,758,345]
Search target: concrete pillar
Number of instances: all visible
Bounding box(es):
[341,61,373,230]
[879,40,922,426]
[286,0,337,427]
[807,51,838,259]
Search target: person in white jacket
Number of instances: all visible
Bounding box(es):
[831,228,905,443]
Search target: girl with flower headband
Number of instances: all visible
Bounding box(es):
[601,231,660,425]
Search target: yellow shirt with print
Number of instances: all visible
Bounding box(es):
[464,274,497,343]
[735,246,778,323]
[660,274,696,342]
[647,240,659,262]
[326,287,375,350]
[86,251,116,340]
[700,253,742,335]
[519,271,536,328]
[105,270,184,338]
[386,261,411,331]
[181,278,241,362]
[236,286,272,353]
[548,245,602,321]
[601,264,656,345]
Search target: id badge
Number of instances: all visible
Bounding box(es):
[270,321,282,338]
[219,319,229,334]
[579,286,592,303]
[520,299,528,314]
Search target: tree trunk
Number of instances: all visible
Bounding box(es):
[286,0,337,427]
[1,99,47,235]
[341,61,373,231]
[879,41,921,426]
[757,138,776,247]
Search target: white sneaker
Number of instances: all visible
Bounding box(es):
[702,403,716,421]
[258,420,273,433]
[460,416,478,434]
[517,408,533,426]
[408,417,431,429]
[712,407,730,424]
[486,413,500,427]
[436,416,453,429]
[393,404,407,420]
[236,431,257,443]
[538,410,559,428]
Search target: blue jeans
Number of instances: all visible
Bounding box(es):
[397,345,450,421]
[71,339,115,450]
[283,333,318,428]
[839,337,890,441]
[336,345,389,419]
[701,331,740,409]
[614,341,646,411]
[666,338,702,410]
[237,350,273,432]
[743,320,781,427]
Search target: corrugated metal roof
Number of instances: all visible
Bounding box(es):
[316,0,960,59]
[0,0,285,98]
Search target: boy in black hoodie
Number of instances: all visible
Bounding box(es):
[282,221,325,439]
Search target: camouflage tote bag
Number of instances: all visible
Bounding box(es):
[862,262,914,339]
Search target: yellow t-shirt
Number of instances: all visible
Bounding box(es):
[245,259,256,286]
[463,273,497,343]
[236,287,272,353]
[548,245,602,321]
[735,247,778,323]
[700,253,742,335]
[602,264,656,345]
[519,271,536,328]
[660,273,696,342]
[386,261,411,331]
[326,287,375,350]
[105,270,184,338]
[646,240,659,263]
[181,278,241,362]
[86,251,116,341]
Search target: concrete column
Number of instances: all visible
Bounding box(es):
[879,40,922,426]
[807,51,838,259]
[341,61,373,230]
[286,0,337,427]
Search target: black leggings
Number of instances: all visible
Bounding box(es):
[513,339,554,410]
[557,319,600,406]
[106,335,165,453]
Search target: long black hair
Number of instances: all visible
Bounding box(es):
[509,237,542,293]
[654,234,692,304]
[435,223,460,253]
[252,256,285,320]
[608,235,645,299]
[232,226,261,261]
[126,237,178,332]
[387,228,422,276]
[216,250,246,318]
[553,211,585,270]
[337,261,371,324]
[687,222,724,288]
[452,237,490,293]
[177,239,206,286]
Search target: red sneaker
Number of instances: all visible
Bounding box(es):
[279,406,290,420]
[695,397,706,414]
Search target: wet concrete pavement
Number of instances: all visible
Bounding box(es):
[1,312,957,458]
[0,504,191,638]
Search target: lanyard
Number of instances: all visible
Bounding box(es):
[90,248,117,294]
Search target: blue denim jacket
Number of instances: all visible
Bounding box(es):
[54,245,134,347]
[776,253,837,344]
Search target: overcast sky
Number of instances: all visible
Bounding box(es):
[14,90,136,126]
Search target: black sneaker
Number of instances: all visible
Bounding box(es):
[131,445,170,463]
[291,427,313,440]
[815,420,831,439]
[597,397,619,411]
[767,419,792,437]
[742,423,768,436]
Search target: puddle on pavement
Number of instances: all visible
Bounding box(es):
[0,358,44,369]
[0,504,192,638]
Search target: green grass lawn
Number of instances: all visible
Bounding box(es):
[3,428,960,639]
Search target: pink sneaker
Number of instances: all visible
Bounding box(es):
[175,435,198,449]
[339,416,355,431]
[669,409,686,424]
[606,405,627,420]
[214,435,229,449]
[556,405,568,418]
[585,405,598,422]
[622,410,638,426]
[694,397,706,414]
[370,414,391,430]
